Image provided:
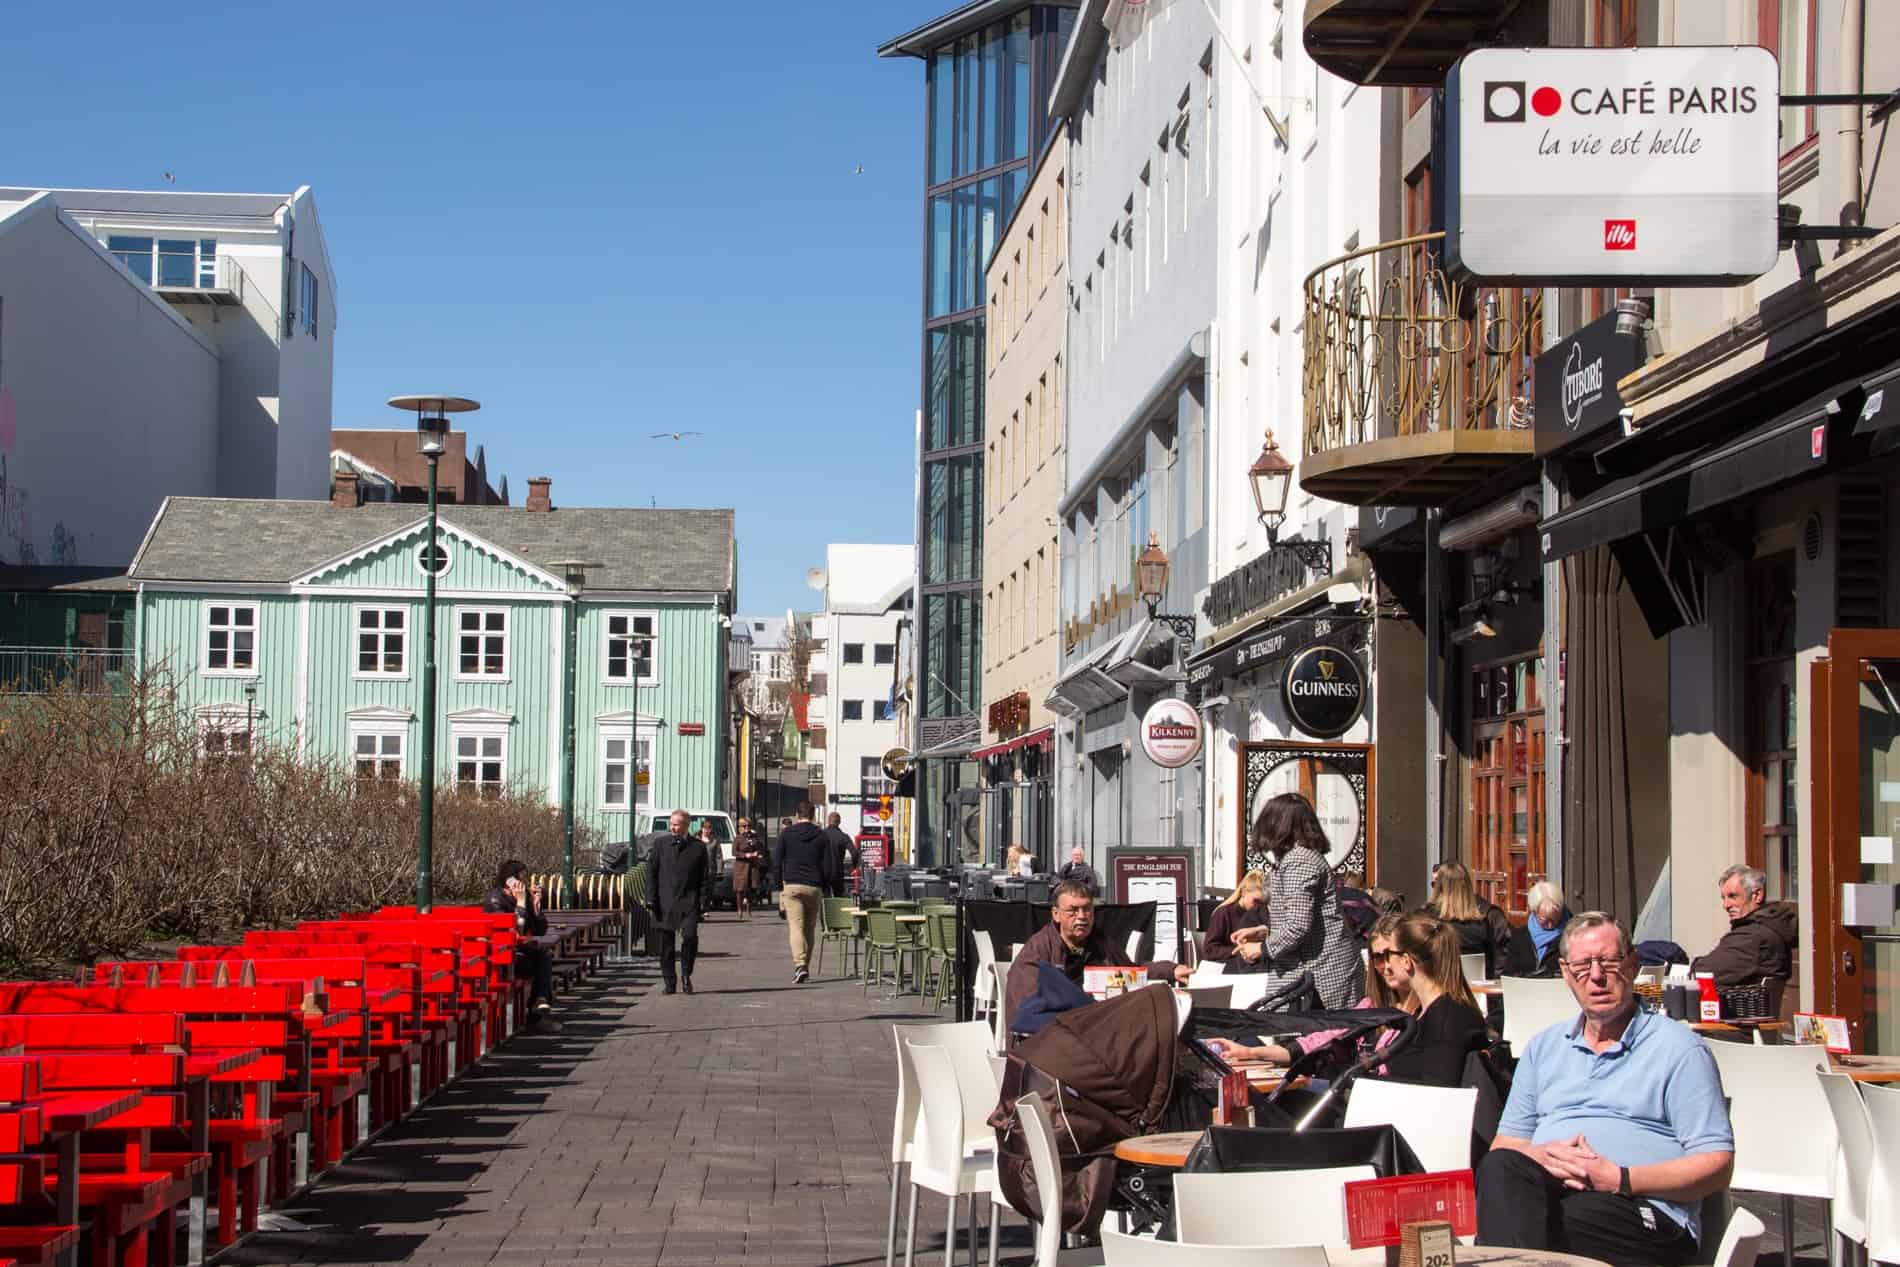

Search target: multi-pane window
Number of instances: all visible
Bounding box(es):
[109,236,217,288]
[356,607,406,676]
[843,643,865,664]
[454,732,506,797]
[1759,0,1817,158]
[861,756,895,798]
[874,700,895,722]
[204,604,257,674]
[457,609,508,678]
[842,700,864,721]
[202,726,252,760]
[300,264,319,336]
[601,731,653,811]
[604,611,657,682]
[874,643,896,665]
[352,730,404,783]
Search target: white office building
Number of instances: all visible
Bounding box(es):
[0,185,335,569]
[817,544,914,835]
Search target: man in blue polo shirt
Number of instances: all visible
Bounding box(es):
[1478,912,1734,1267]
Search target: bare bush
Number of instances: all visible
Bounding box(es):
[0,673,581,978]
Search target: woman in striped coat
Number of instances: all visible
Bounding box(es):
[1252,792,1364,1009]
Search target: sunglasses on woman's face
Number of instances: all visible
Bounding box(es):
[1368,948,1406,965]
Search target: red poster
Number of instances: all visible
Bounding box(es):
[1343,1171,1478,1248]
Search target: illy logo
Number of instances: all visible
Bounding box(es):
[1604,220,1637,250]
[1811,424,1826,460]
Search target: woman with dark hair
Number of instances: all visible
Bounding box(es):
[1428,860,1514,978]
[731,818,765,920]
[1249,792,1364,1008]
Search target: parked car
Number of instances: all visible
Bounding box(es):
[643,810,737,908]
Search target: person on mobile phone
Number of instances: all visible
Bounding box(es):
[483,859,559,1031]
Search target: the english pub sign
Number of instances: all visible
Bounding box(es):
[1444,46,1779,285]
[1281,644,1367,740]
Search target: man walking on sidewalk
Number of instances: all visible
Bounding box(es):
[772,801,838,984]
[822,812,857,894]
[644,808,712,995]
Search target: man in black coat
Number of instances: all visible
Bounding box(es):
[821,812,856,897]
[772,801,839,984]
[1692,863,1798,987]
[644,808,713,995]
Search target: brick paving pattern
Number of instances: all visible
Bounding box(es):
[221,912,1831,1267]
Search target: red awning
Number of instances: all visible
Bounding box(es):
[970,725,1055,761]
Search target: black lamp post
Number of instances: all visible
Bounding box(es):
[387,393,481,914]
[1134,533,1197,647]
[547,558,603,907]
[1248,429,1333,575]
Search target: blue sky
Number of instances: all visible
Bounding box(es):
[3,1,954,613]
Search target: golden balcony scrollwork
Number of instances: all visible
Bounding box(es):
[1301,231,1541,507]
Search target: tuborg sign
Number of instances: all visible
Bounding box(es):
[1139,697,1204,769]
[1281,644,1367,740]
[1534,310,1644,457]
[1444,46,1779,285]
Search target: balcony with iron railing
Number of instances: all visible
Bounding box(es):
[0,646,131,695]
[154,253,246,307]
[1301,231,1541,507]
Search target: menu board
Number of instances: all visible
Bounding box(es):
[1108,849,1192,960]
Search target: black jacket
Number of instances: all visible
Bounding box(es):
[822,825,857,880]
[482,886,548,937]
[1056,861,1102,897]
[643,833,712,932]
[1692,900,1798,987]
[1437,899,1515,977]
[773,821,840,894]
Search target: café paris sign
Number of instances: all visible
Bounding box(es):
[1281,645,1366,740]
[1444,46,1778,285]
[1140,697,1204,769]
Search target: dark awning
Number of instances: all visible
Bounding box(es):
[1541,386,1849,565]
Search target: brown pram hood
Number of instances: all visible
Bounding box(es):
[1016,982,1180,1135]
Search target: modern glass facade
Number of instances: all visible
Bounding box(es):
[900,2,1077,863]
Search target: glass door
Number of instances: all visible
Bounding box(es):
[1813,633,1900,1053]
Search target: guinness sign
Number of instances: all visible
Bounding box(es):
[1281,644,1367,739]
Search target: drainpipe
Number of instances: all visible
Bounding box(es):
[1839,0,1866,247]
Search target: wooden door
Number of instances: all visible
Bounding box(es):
[1469,655,1546,918]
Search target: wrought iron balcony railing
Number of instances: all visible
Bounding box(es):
[1300,231,1542,505]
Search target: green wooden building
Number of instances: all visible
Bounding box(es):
[125,496,736,843]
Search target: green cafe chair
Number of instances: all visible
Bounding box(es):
[817,897,859,979]
[863,908,904,996]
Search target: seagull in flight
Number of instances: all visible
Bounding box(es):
[852,164,865,175]
[651,431,704,441]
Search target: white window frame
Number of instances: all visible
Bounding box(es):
[196,705,256,759]
[598,722,657,814]
[602,609,660,685]
[454,606,510,681]
[451,724,508,797]
[349,724,407,784]
[202,601,260,677]
[300,263,319,336]
[353,604,409,679]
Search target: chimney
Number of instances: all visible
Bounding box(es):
[526,476,553,513]
[331,469,359,509]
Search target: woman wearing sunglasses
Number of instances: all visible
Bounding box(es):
[1207,911,1489,1088]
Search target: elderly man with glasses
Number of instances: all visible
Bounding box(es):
[1476,913,1733,1267]
[1002,881,1191,1039]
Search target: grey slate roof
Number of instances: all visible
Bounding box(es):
[128,498,735,595]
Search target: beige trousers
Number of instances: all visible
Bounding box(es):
[782,883,824,971]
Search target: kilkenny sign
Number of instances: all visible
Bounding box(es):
[1139,697,1204,769]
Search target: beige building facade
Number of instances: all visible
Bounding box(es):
[975,125,1068,864]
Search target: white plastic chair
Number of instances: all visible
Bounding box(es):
[1342,1078,1478,1175]
[1172,1166,1374,1248]
[1816,1071,1872,1262]
[887,1022,996,1267]
[971,930,1003,1021]
[1704,1040,1835,1267]
[1711,1208,1768,1267]
[1124,928,1143,961]
[1101,1230,1328,1267]
[1460,952,1487,984]
[1223,975,1276,1010]
[1499,974,1578,1055]
[906,1040,1002,1267]
[1013,1093,1104,1267]
[1854,1082,1900,1265]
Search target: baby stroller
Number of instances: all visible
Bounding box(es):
[990,975,1419,1237]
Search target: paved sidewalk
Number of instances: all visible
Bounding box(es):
[226,912,1015,1267]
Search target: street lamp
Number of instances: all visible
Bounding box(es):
[1247,429,1333,575]
[387,393,481,914]
[547,558,603,908]
[1134,532,1197,647]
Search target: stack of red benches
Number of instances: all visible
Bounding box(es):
[0,904,611,1267]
